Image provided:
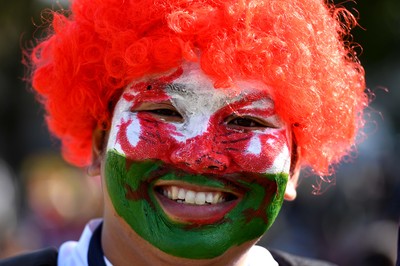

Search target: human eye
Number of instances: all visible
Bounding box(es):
[134,102,183,122]
[226,115,277,130]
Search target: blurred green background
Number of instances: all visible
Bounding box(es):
[0,1,399,265]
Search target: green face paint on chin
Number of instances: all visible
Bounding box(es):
[105,150,288,259]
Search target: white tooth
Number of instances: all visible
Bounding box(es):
[167,189,172,199]
[206,192,213,203]
[218,196,225,203]
[185,190,195,204]
[212,193,221,204]
[171,186,178,200]
[178,188,186,200]
[163,189,168,197]
[195,192,206,205]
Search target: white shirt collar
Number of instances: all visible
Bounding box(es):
[58,219,112,266]
[58,219,277,266]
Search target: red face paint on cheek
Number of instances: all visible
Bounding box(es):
[210,102,289,174]
[114,68,188,162]
[223,129,289,173]
[116,112,183,162]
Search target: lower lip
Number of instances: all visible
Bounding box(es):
[154,192,239,225]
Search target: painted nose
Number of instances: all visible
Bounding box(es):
[170,138,230,173]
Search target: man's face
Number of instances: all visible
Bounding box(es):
[103,62,291,259]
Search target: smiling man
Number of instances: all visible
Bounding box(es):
[2,0,369,265]
[95,62,293,263]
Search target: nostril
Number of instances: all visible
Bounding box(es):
[205,161,228,172]
[171,146,230,172]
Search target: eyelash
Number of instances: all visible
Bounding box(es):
[136,105,184,123]
[147,108,182,119]
[226,116,271,129]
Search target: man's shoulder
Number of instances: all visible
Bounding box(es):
[0,248,58,266]
[269,249,337,266]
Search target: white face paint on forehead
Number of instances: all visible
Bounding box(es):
[165,62,280,141]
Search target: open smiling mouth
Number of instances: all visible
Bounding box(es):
[153,182,242,225]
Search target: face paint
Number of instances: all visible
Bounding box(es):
[105,62,291,259]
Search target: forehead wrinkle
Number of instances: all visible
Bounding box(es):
[165,83,187,94]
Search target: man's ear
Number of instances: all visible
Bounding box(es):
[284,139,300,201]
[87,128,106,177]
[284,168,299,201]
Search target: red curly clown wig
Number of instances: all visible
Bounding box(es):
[29,0,368,176]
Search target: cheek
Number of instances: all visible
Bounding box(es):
[112,113,179,162]
[224,130,290,173]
